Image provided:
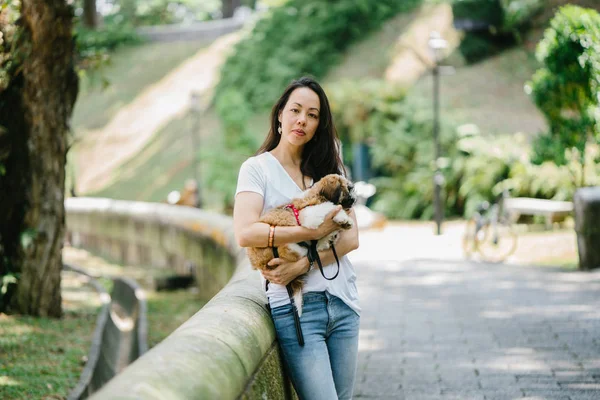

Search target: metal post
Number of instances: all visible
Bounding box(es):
[190,92,202,208]
[432,63,443,235]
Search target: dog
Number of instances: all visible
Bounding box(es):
[247,174,356,316]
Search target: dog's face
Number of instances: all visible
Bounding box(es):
[315,174,356,209]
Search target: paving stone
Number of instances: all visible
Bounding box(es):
[353,254,600,399]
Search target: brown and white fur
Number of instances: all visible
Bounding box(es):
[248,174,356,316]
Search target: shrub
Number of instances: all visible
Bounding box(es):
[327,79,600,220]
[452,0,543,64]
[75,17,142,61]
[103,0,221,26]
[527,5,600,174]
[451,0,503,28]
[500,0,544,31]
[328,80,461,219]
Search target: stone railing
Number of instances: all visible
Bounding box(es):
[136,15,248,42]
[65,198,295,399]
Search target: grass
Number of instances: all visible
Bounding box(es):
[0,248,208,399]
[323,11,416,83]
[408,46,546,135]
[0,273,100,399]
[72,40,209,132]
[145,290,206,347]
[89,107,228,205]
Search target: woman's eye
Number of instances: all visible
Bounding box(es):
[291,108,299,113]
[309,114,318,119]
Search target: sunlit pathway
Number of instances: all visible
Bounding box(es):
[349,228,600,400]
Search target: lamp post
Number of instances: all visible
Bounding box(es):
[189,91,202,208]
[428,31,447,236]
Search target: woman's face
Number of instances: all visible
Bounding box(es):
[278,87,320,148]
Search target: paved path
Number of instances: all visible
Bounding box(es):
[349,225,600,400]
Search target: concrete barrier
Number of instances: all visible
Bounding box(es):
[65,198,295,399]
[136,16,246,42]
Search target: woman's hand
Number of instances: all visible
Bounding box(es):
[262,257,310,286]
[309,205,343,240]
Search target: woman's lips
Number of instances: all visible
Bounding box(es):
[292,129,305,136]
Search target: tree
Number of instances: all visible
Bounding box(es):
[83,0,98,29]
[222,0,242,19]
[528,5,600,174]
[0,0,78,317]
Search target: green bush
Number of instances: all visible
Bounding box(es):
[214,0,423,114]
[204,91,259,210]
[75,17,142,60]
[451,0,503,28]
[328,80,461,219]
[327,79,600,220]
[458,32,514,64]
[501,0,544,31]
[528,5,600,172]
[452,0,543,64]
[117,0,221,26]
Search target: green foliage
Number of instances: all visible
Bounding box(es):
[528,5,600,169]
[452,0,543,31]
[501,0,544,31]
[109,0,221,26]
[74,17,143,72]
[214,0,423,114]
[328,80,460,220]
[328,79,599,220]
[458,32,514,64]
[452,0,543,64]
[0,0,24,92]
[203,90,259,209]
[451,0,503,28]
[211,1,422,209]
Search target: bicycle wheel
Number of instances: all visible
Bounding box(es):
[476,221,517,263]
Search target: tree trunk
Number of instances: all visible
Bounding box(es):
[222,0,242,18]
[83,0,97,29]
[0,0,78,317]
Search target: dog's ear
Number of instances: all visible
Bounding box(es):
[319,179,343,204]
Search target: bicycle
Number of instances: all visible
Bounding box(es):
[463,190,518,263]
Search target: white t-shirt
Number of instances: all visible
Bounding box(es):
[235,152,360,315]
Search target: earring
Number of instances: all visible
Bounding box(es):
[278,125,282,134]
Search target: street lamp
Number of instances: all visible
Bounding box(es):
[428,31,447,236]
[189,91,202,208]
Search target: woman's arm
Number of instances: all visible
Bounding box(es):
[262,209,359,285]
[233,192,344,248]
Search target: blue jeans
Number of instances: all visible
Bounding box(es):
[271,291,360,400]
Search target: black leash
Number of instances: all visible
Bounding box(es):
[266,246,304,346]
[265,241,341,347]
[298,240,340,281]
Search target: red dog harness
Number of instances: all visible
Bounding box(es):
[285,204,302,226]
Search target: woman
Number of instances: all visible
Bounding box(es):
[233,76,360,400]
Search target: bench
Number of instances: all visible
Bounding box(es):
[503,197,574,230]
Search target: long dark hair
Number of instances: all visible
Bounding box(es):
[256,76,346,182]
